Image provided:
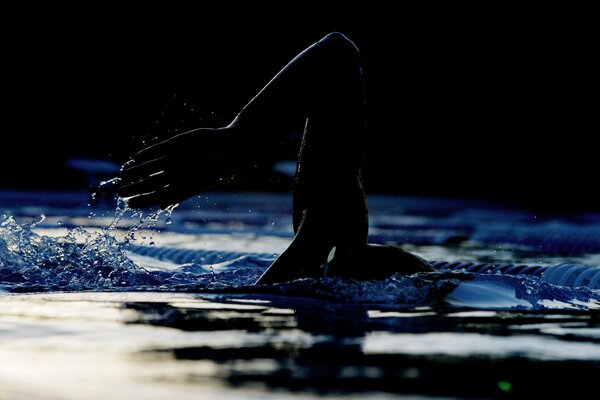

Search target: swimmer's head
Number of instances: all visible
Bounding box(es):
[321,244,434,280]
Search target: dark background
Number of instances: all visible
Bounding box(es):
[2,6,596,211]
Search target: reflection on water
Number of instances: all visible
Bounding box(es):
[1,292,599,399]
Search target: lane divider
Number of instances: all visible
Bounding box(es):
[127,245,600,289]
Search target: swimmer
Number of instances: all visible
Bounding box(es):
[118,32,433,284]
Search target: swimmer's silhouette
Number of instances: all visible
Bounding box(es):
[119,32,432,284]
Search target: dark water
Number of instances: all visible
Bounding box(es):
[1,191,599,398]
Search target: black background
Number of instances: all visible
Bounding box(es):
[2,5,596,211]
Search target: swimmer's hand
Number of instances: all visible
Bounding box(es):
[118,125,244,209]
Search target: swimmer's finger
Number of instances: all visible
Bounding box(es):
[125,190,165,209]
[126,185,181,210]
[132,140,172,163]
[120,156,167,183]
[117,171,169,198]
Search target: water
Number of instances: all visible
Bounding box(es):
[1,190,600,398]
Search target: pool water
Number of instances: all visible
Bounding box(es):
[1,191,599,399]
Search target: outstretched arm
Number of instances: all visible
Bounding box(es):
[118,32,363,210]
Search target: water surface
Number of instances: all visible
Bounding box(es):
[1,191,599,398]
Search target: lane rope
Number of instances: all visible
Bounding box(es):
[127,245,600,289]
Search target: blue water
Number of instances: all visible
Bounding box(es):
[1,190,600,398]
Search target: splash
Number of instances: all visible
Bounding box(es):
[0,211,156,292]
[0,197,191,292]
[0,202,270,293]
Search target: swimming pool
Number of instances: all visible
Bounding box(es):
[1,190,599,398]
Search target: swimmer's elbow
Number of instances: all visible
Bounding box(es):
[319,32,360,56]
